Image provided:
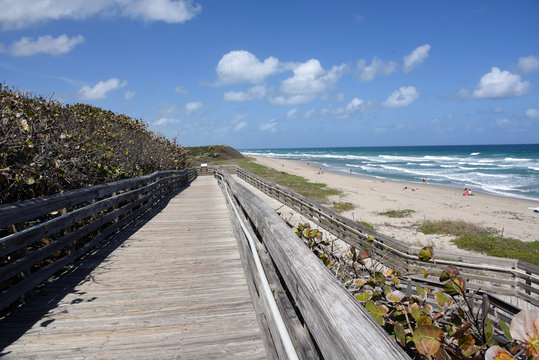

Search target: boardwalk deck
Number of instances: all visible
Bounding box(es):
[0,176,266,359]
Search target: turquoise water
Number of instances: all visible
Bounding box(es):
[241,144,539,202]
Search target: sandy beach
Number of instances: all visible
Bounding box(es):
[250,156,539,253]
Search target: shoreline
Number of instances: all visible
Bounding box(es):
[249,156,538,252]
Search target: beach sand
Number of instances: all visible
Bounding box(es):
[250,156,539,253]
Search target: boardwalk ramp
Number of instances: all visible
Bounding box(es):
[0,176,266,359]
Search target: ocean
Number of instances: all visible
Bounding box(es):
[241,144,539,202]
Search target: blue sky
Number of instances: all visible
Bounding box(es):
[1,1,538,149]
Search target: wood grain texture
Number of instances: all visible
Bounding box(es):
[0,176,266,359]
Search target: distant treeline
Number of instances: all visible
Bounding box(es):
[0,84,186,204]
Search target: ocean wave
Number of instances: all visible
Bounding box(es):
[528,166,539,171]
[504,157,532,162]
[470,152,480,155]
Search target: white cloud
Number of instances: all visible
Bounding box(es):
[0,0,201,30]
[233,121,247,131]
[4,34,85,56]
[403,44,431,73]
[496,118,509,127]
[303,109,316,119]
[287,108,298,119]
[223,85,266,102]
[473,67,532,99]
[383,86,419,108]
[123,90,136,100]
[259,120,277,133]
[269,94,315,106]
[78,78,127,100]
[516,55,539,75]
[216,50,283,85]
[280,59,346,95]
[335,92,345,102]
[185,101,203,115]
[356,56,398,82]
[175,86,188,95]
[526,108,539,119]
[153,117,179,126]
[122,0,201,24]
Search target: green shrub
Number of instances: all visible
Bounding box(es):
[0,84,186,203]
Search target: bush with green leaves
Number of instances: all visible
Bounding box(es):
[291,221,539,359]
[0,84,186,204]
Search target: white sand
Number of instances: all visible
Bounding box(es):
[250,156,539,253]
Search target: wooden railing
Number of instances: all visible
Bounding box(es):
[231,166,539,316]
[0,168,197,312]
[215,168,410,360]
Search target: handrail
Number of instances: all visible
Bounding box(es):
[233,166,539,310]
[215,167,410,359]
[0,168,197,312]
[221,177,299,360]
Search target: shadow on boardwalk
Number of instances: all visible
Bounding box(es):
[0,185,187,356]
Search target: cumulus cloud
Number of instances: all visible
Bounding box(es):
[233,121,247,131]
[473,67,532,99]
[403,44,431,73]
[259,120,277,133]
[526,108,539,119]
[269,94,315,106]
[287,108,298,119]
[280,59,346,95]
[356,56,398,82]
[216,50,283,85]
[2,34,85,56]
[223,85,267,102]
[175,86,188,95]
[185,101,203,115]
[123,90,136,100]
[383,86,419,108]
[78,78,127,100]
[153,117,179,126]
[0,0,201,30]
[346,97,364,111]
[516,55,539,75]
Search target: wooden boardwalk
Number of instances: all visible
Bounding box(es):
[0,176,266,359]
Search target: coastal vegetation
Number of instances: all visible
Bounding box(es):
[238,158,341,203]
[0,84,186,204]
[185,145,244,167]
[293,221,539,359]
[419,220,539,266]
[378,209,416,218]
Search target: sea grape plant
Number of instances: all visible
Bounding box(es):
[291,221,539,359]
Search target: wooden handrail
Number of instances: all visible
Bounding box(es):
[215,168,410,360]
[232,166,539,310]
[0,168,197,312]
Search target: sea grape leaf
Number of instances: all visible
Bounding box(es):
[355,290,372,302]
[498,318,512,341]
[386,290,405,304]
[421,268,429,278]
[485,318,495,347]
[443,277,466,296]
[485,345,514,360]
[435,291,451,308]
[413,325,444,356]
[458,333,475,352]
[439,265,460,282]
[358,248,371,261]
[394,322,406,346]
[418,246,434,262]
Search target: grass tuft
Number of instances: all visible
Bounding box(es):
[378,209,415,218]
[419,219,539,265]
[332,202,355,212]
[357,221,375,230]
